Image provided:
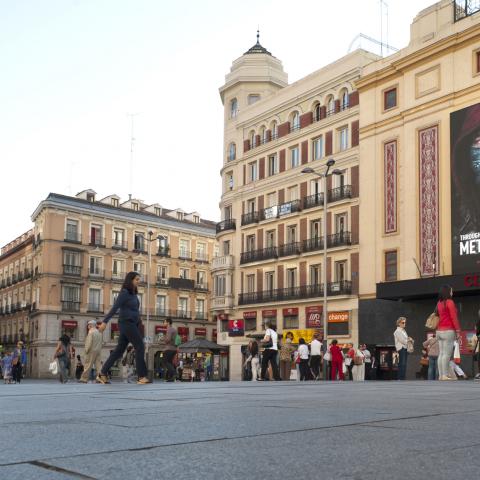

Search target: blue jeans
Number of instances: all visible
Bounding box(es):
[428,356,438,380]
[397,348,408,380]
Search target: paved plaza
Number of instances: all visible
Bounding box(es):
[0,380,480,479]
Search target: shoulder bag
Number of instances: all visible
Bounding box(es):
[425,305,439,330]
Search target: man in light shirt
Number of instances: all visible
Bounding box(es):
[310,333,322,380]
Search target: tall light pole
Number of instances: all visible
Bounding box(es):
[302,160,341,380]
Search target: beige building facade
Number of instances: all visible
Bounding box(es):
[1,190,217,378]
[356,0,480,373]
[214,36,380,380]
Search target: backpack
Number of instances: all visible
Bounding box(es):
[174,333,182,346]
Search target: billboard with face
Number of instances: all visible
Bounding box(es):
[451,104,480,274]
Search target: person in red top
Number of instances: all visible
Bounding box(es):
[329,339,344,381]
[436,285,461,381]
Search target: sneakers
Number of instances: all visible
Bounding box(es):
[96,374,110,384]
[137,377,152,384]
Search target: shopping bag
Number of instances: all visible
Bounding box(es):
[453,341,461,365]
[49,360,58,375]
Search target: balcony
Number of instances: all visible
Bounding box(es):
[61,301,80,312]
[178,250,192,261]
[172,310,192,320]
[0,280,5,288]
[213,295,234,309]
[87,303,104,313]
[195,312,208,320]
[111,272,125,282]
[328,231,352,248]
[156,246,170,258]
[169,277,195,290]
[112,240,128,251]
[454,1,480,22]
[328,185,352,203]
[195,282,208,291]
[238,281,352,305]
[12,274,18,284]
[133,243,147,254]
[18,272,24,282]
[241,211,259,226]
[303,193,324,210]
[212,254,234,271]
[156,277,169,287]
[24,270,32,279]
[89,269,105,279]
[278,241,302,258]
[89,236,106,248]
[6,277,12,286]
[240,247,278,264]
[195,253,209,263]
[216,219,236,234]
[64,231,82,244]
[63,264,82,276]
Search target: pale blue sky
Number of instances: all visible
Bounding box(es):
[0,0,433,246]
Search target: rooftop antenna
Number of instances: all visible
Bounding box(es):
[127,112,139,199]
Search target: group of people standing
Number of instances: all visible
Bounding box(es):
[1,341,26,384]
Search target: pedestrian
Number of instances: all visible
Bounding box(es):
[436,285,461,381]
[259,322,281,381]
[1,351,13,384]
[329,339,345,380]
[177,358,184,381]
[204,354,212,381]
[350,345,365,381]
[53,334,72,383]
[394,317,412,380]
[79,320,103,383]
[309,333,322,380]
[279,333,294,380]
[361,344,372,380]
[21,344,27,378]
[11,341,23,383]
[423,333,439,380]
[96,271,150,384]
[245,340,260,381]
[297,338,310,381]
[345,345,355,380]
[163,318,177,382]
[75,355,84,380]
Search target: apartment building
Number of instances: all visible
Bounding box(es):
[357,0,480,376]
[214,35,379,379]
[1,190,217,377]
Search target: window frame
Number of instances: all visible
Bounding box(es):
[385,250,398,282]
[383,87,398,111]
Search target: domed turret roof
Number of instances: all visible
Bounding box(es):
[244,31,272,56]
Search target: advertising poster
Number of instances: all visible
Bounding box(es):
[228,319,244,337]
[379,350,389,370]
[305,305,323,328]
[458,330,477,355]
[450,104,480,274]
[282,329,320,344]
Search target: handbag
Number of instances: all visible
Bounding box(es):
[420,357,429,366]
[49,361,58,375]
[263,338,273,349]
[453,341,461,365]
[425,305,439,330]
[407,338,414,354]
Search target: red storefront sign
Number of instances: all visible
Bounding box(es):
[155,325,167,334]
[282,307,298,316]
[218,313,229,320]
[464,274,480,287]
[111,323,119,332]
[243,311,257,319]
[459,330,477,354]
[62,320,78,328]
[195,327,207,337]
[177,326,189,342]
[228,319,244,336]
[262,309,277,318]
[305,306,323,328]
[212,328,217,342]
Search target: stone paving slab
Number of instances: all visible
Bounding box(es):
[1,380,479,479]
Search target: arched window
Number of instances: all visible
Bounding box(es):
[250,130,256,148]
[272,121,278,139]
[327,96,335,116]
[314,103,321,122]
[260,126,267,144]
[341,90,349,110]
[228,143,236,161]
[230,98,238,119]
[291,111,300,131]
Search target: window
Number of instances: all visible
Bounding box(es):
[195,299,205,318]
[247,199,255,213]
[311,178,322,196]
[245,317,257,331]
[157,265,168,285]
[336,214,347,234]
[261,127,267,144]
[314,103,321,121]
[228,142,236,161]
[476,50,480,74]
[268,155,278,176]
[179,268,189,279]
[250,131,256,147]
[334,170,346,189]
[313,136,323,160]
[194,215,200,223]
[65,219,79,242]
[265,271,275,292]
[196,270,206,288]
[132,202,139,211]
[291,112,300,131]
[249,161,258,182]
[226,173,234,191]
[133,262,144,275]
[248,94,260,105]
[310,264,321,285]
[179,239,190,258]
[154,207,161,216]
[178,297,188,314]
[224,205,232,220]
[272,122,278,139]
[177,212,184,221]
[267,192,276,208]
[196,242,207,261]
[89,256,102,276]
[112,259,124,279]
[339,127,348,151]
[61,285,80,309]
[90,224,103,246]
[230,98,238,118]
[63,251,81,273]
[286,268,296,289]
[134,232,145,251]
[247,274,255,293]
[112,198,119,207]
[266,230,275,248]
[335,261,347,282]
[113,228,125,248]
[385,251,398,281]
[288,185,298,201]
[246,235,255,252]
[88,288,101,312]
[158,236,169,256]
[214,275,226,296]
[384,88,397,110]
[156,295,167,315]
[223,240,230,255]
[287,225,297,243]
[290,147,299,168]
[327,96,335,115]
[341,90,349,110]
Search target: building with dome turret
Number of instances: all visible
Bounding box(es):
[213,33,379,380]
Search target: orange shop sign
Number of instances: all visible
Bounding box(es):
[328,311,349,323]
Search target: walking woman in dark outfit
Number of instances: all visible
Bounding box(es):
[97,272,151,384]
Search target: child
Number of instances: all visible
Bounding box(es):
[1,352,13,384]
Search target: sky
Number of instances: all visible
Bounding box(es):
[0,0,435,247]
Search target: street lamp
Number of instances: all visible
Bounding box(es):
[139,231,168,380]
[301,159,341,380]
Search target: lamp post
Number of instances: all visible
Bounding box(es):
[301,160,341,380]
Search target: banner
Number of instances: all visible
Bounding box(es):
[228,319,244,337]
[305,306,322,328]
[282,328,321,344]
[451,104,480,274]
[458,330,477,355]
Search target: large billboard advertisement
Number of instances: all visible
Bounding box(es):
[451,104,480,274]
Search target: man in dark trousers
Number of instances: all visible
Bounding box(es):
[163,318,177,382]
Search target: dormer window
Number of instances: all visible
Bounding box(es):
[132,202,139,211]
[87,193,95,202]
[177,212,184,221]
[193,215,200,223]
[154,207,161,216]
[112,198,119,207]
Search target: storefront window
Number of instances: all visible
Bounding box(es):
[283,316,298,329]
